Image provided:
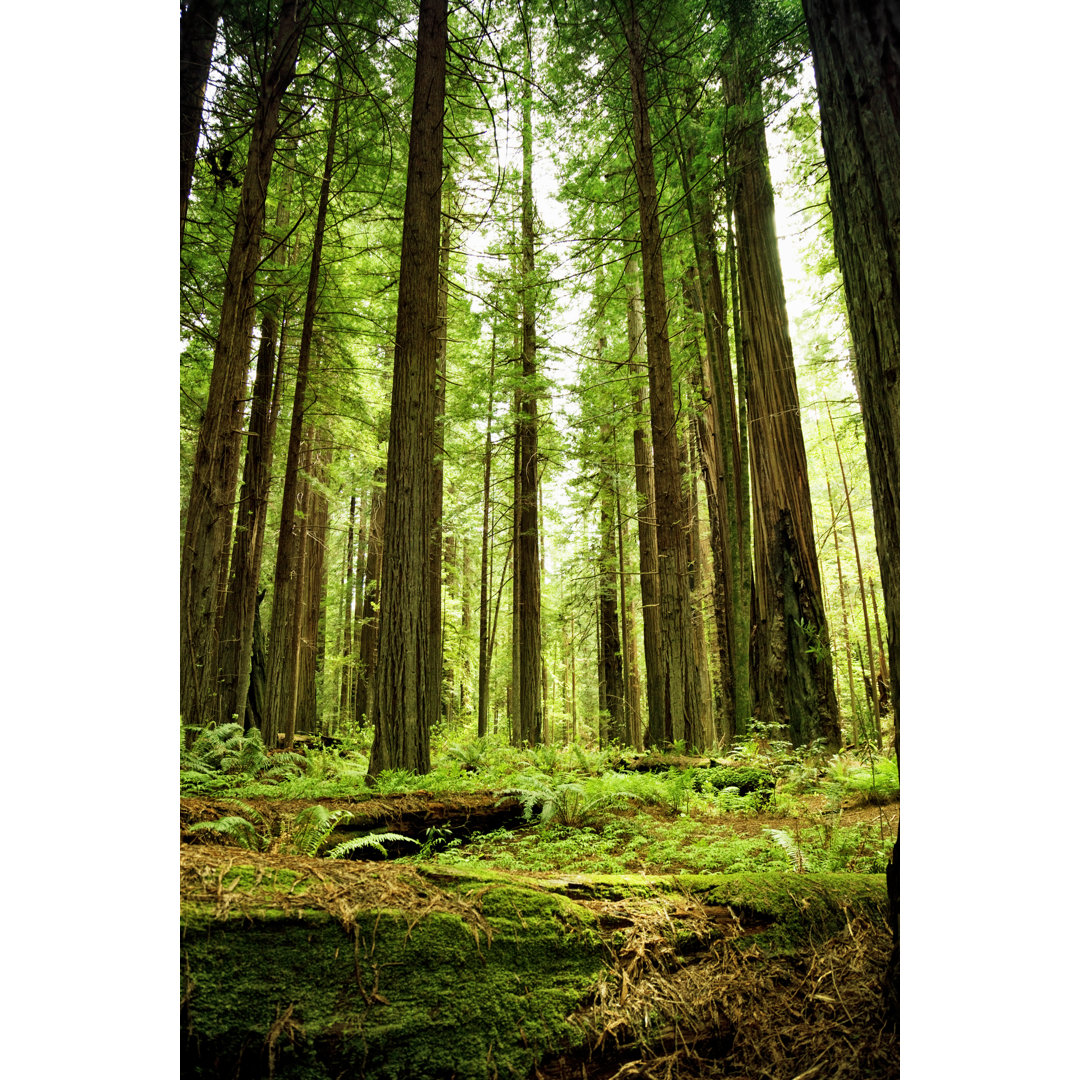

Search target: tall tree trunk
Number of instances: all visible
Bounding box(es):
[180,0,309,730]
[338,494,357,720]
[367,0,447,777]
[802,0,899,760]
[827,403,881,749]
[727,65,840,749]
[265,84,340,747]
[216,164,294,728]
[355,467,386,726]
[823,467,860,746]
[615,474,642,750]
[598,424,626,747]
[626,253,664,748]
[180,0,223,242]
[428,193,452,736]
[517,9,543,748]
[477,331,496,738]
[296,429,330,736]
[626,8,702,747]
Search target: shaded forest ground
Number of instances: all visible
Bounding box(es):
[180,735,898,1078]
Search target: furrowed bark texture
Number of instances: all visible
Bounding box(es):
[802,0,899,753]
[627,11,702,747]
[180,0,309,730]
[367,0,447,776]
[728,72,840,750]
[180,0,223,240]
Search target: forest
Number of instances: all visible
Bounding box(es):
[179,0,899,1076]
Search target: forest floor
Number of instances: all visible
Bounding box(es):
[181,745,899,1078]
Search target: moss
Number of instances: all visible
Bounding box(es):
[182,881,606,1079]
[665,872,887,953]
[181,859,887,1078]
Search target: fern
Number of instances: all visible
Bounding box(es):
[188,815,264,851]
[278,805,353,857]
[325,832,419,859]
[763,827,805,872]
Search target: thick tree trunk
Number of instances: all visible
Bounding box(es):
[355,467,387,727]
[802,0,899,757]
[180,0,309,730]
[265,86,340,747]
[727,68,840,750]
[367,0,448,777]
[180,0,223,242]
[626,9,702,748]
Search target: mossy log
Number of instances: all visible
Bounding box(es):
[181,848,889,1079]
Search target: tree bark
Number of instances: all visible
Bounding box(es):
[626,253,664,749]
[802,0,899,756]
[626,8,702,748]
[727,65,840,750]
[355,467,387,726]
[265,84,340,747]
[180,0,309,730]
[517,11,543,748]
[477,331,496,738]
[598,424,626,747]
[180,0,223,242]
[338,494,357,720]
[367,0,448,777]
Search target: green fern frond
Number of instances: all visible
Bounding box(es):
[188,816,263,851]
[280,806,353,857]
[325,832,419,859]
[763,828,805,872]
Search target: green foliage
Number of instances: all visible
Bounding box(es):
[499,774,636,830]
[180,723,306,794]
[826,753,899,807]
[764,823,892,874]
[325,831,419,860]
[187,814,265,852]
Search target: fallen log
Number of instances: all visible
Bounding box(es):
[181,850,893,1079]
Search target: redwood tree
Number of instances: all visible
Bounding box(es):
[726,61,840,750]
[802,0,899,751]
[180,0,310,730]
[367,0,448,777]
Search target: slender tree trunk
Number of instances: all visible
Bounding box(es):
[265,85,340,747]
[216,154,295,728]
[727,64,840,749]
[803,0,899,762]
[615,474,642,750]
[428,194,452,736]
[180,0,223,242]
[626,8,702,747]
[827,404,881,749]
[355,467,386,726]
[478,331,496,738]
[293,431,329,736]
[180,0,309,730]
[517,10,543,748]
[626,253,663,747]
[598,424,626,747]
[338,494,357,720]
[823,464,860,746]
[367,0,447,777]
